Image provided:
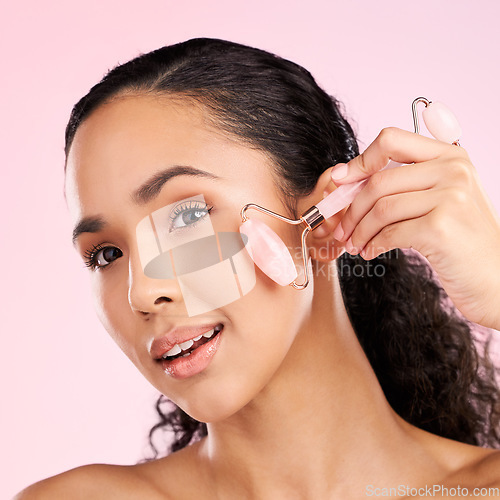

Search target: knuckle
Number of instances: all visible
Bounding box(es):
[427,209,450,240]
[447,157,474,185]
[453,145,471,161]
[373,197,392,219]
[380,222,397,244]
[377,127,399,150]
[341,208,354,227]
[454,156,473,175]
[366,171,385,195]
[358,153,369,174]
[446,187,469,206]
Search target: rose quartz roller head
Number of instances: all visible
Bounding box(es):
[240,97,461,289]
[412,97,462,145]
[239,218,298,287]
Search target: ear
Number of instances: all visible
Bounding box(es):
[296,166,347,263]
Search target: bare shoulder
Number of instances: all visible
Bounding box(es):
[133,440,212,497]
[402,421,500,493]
[440,446,500,495]
[464,449,500,488]
[13,442,207,500]
[13,462,170,500]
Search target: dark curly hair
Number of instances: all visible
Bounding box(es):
[64,37,500,460]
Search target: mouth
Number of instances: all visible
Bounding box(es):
[154,323,224,379]
[158,323,223,361]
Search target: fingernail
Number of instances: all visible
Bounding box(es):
[333,222,345,241]
[331,163,348,182]
[323,190,330,198]
[346,237,358,255]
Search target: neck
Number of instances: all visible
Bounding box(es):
[196,263,446,498]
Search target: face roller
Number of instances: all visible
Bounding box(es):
[240,97,462,289]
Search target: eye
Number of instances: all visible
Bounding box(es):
[83,244,123,271]
[169,200,213,231]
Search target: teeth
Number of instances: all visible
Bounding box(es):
[179,339,194,350]
[161,325,222,359]
[163,344,181,358]
[203,328,215,338]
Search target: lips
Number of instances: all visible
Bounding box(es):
[151,322,224,361]
[161,326,221,360]
[152,323,225,380]
[159,328,222,379]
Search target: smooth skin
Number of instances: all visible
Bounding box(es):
[16,96,500,499]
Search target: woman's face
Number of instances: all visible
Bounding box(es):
[65,95,315,422]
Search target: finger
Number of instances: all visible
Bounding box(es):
[334,159,450,243]
[331,127,464,185]
[335,162,434,242]
[356,207,464,261]
[343,189,440,255]
[312,213,338,239]
[312,187,344,239]
[334,154,483,244]
[357,217,425,260]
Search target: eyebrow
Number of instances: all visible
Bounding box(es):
[72,216,107,247]
[72,165,219,245]
[132,165,219,205]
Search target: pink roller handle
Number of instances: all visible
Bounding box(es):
[315,161,404,220]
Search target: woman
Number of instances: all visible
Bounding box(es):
[17,38,500,499]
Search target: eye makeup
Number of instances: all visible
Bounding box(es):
[168,199,213,233]
[83,243,123,270]
[82,195,213,271]
[135,193,256,316]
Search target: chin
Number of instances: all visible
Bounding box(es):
[177,387,255,424]
[180,400,243,424]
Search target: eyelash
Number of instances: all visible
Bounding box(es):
[83,201,214,271]
[83,243,121,271]
[168,200,213,232]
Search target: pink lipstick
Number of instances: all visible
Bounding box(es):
[152,323,223,379]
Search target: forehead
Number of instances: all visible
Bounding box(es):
[64,95,276,222]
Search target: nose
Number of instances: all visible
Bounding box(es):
[127,251,184,317]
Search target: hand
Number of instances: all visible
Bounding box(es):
[326,127,500,331]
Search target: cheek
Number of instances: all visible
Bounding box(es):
[214,224,313,389]
[90,275,138,362]
[242,278,312,359]
[188,278,312,417]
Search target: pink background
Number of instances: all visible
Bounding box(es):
[2,1,499,497]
